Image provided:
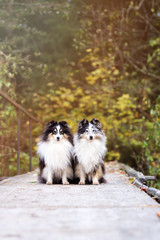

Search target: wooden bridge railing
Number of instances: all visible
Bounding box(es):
[0,90,44,175]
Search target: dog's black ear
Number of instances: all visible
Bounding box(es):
[79,119,89,129]
[91,118,101,129]
[59,121,68,127]
[47,120,57,127]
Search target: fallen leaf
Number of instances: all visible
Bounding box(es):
[129,177,135,183]
[141,188,147,192]
[156,212,160,219]
[17,187,27,189]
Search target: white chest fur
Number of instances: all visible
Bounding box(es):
[37,139,73,171]
[74,135,107,174]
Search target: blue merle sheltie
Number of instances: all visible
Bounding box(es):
[37,120,74,185]
[74,118,107,185]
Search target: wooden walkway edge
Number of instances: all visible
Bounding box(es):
[0,162,160,240]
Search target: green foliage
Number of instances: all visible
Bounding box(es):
[0,0,79,177]
[0,0,80,103]
[135,100,160,188]
[0,0,160,188]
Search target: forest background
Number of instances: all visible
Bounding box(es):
[0,0,160,188]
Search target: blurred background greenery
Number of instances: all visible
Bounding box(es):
[0,0,160,188]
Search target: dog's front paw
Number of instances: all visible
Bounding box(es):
[46,181,52,185]
[93,180,99,185]
[63,181,69,185]
[79,181,85,185]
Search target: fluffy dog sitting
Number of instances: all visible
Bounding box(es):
[74,118,107,185]
[37,120,74,185]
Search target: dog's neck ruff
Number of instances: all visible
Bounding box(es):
[74,133,107,174]
[37,138,73,171]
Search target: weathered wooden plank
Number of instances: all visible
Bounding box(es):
[122,164,160,201]
[122,163,147,185]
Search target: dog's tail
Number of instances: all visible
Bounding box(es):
[69,178,80,184]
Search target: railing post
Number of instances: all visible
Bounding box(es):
[29,119,32,171]
[0,90,44,176]
[17,109,20,175]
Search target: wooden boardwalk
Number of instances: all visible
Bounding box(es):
[0,163,160,240]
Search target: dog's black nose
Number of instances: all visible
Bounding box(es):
[57,137,60,141]
[90,136,93,140]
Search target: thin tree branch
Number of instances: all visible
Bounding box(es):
[125,56,160,80]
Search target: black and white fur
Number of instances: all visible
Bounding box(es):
[74,118,107,185]
[37,120,74,185]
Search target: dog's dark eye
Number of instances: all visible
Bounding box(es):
[93,129,96,133]
[85,129,89,133]
[53,129,57,134]
[59,129,64,135]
